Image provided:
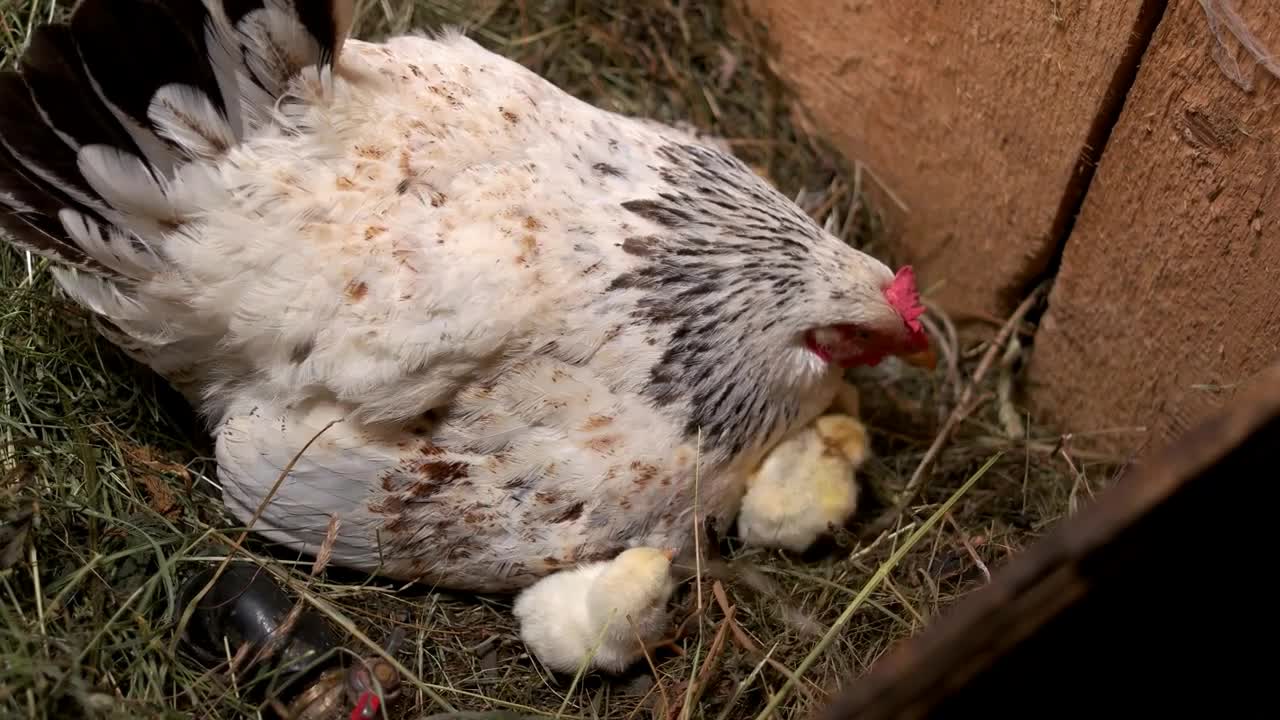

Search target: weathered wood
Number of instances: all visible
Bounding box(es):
[818,360,1280,720]
[1026,0,1280,456]
[740,0,1158,320]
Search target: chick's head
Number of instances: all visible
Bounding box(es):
[813,413,872,468]
[587,547,677,640]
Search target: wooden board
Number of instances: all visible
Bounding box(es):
[817,360,1280,719]
[1026,0,1280,457]
[740,0,1157,320]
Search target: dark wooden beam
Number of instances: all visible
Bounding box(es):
[818,362,1280,719]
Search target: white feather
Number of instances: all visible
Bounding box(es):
[237,6,322,98]
[50,266,148,322]
[201,5,247,138]
[148,84,238,162]
[76,145,177,225]
[58,208,162,278]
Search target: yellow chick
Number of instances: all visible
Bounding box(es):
[735,413,871,552]
[512,547,677,674]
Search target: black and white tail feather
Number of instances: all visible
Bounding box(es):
[0,0,354,402]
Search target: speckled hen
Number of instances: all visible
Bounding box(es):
[0,0,934,592]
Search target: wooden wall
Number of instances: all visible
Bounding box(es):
[739,0,1157,321]
[1026,0,1280,454]
[744,0,1280,456]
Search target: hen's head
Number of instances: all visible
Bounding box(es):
[611,141,935,456]
[803,264,933,370]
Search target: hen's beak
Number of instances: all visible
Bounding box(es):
[901,347,938,371]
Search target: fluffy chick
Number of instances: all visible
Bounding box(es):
[736,413,871,552]
[512,547,677,674]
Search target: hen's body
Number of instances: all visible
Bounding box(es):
[212,34,848,590]
[0,1,917,592]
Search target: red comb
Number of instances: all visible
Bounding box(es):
[351,691,380,720]
[884,266,926,334]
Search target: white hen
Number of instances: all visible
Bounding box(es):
[513,547,676,674]
[0,0,934,592]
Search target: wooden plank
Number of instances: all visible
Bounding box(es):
[739,0,1158,320]
[1026,0,1280,457]
[818,360,1280,720]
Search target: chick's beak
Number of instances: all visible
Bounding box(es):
[661,548,678,561]
[901,347,938,370]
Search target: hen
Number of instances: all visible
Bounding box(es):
[0,0,933,592]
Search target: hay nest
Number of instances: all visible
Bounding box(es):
[0,2,1121,718]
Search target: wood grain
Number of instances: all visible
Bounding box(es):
[1026,0,1280,457]
[740,0,1155,320]
[818,360,1280,720]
